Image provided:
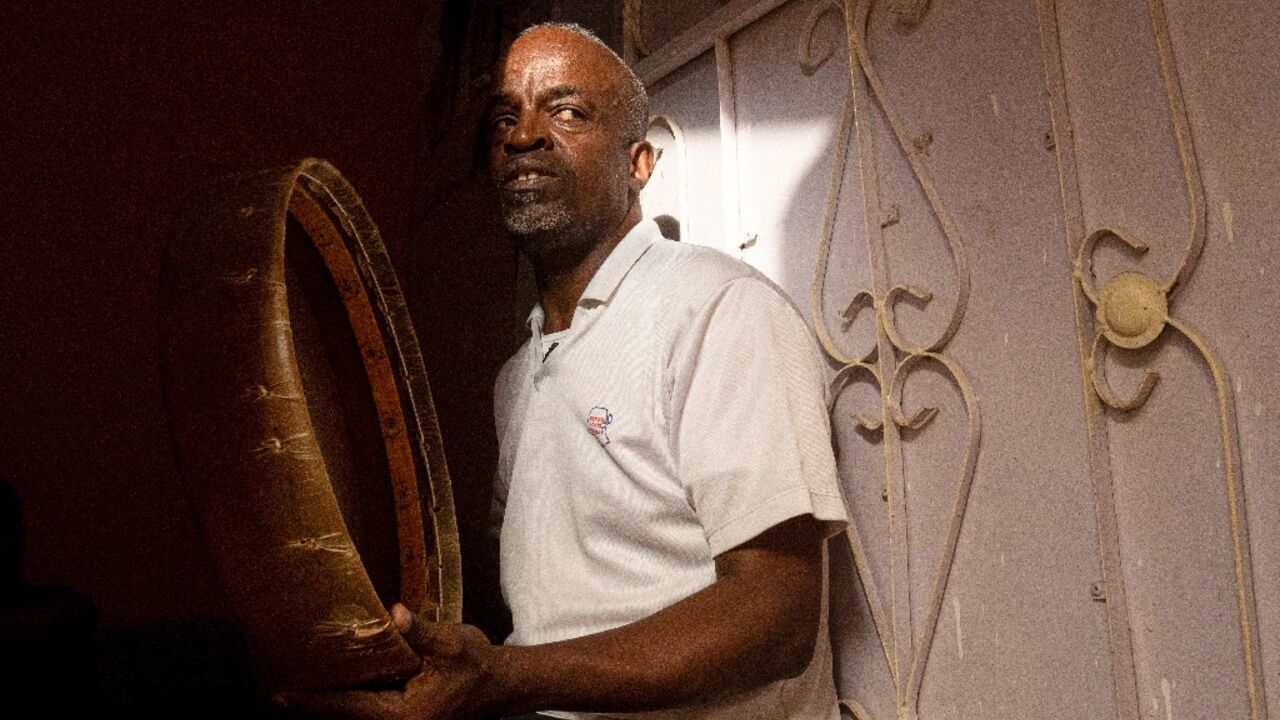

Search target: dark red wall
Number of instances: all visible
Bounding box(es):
[1,1,500,713]
[0,1,620,712]
[1,0,434,626]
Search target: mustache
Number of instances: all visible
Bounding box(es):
[496,154,570,185]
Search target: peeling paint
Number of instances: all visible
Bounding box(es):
[1222,201,1235,244]
[314,604,395,648]
[220,268,259,285]
[283,532,354,555]
[1161,678,1173,720]
[990,94,1001,118]
[244,383,302,402]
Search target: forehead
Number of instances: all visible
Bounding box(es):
[496,28,622,102]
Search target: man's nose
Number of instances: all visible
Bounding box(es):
[504,113,550,153]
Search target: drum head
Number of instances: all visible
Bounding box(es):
[160,159,461,690]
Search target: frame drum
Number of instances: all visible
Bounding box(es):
[160,159,461,690]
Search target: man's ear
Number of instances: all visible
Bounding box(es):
[628,139,656,193]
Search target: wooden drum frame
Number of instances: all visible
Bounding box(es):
[160,159,461,690]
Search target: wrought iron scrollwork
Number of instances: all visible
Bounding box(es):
[1043,0,1266,718]
[808,2,980,718]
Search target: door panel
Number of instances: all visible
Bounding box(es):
[1050,0,1275,717]
[633,0,1279,717]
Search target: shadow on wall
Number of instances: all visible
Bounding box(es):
[0,1,434,715]
[0,0,623,716]
[0,473,272,718]
[0,476,98,715]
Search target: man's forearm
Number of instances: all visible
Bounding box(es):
[488,516,823,715]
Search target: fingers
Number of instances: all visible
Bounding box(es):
[275,662,444,720]
[390,603,414,634]
[391,603,440,656]
[390,603,476,659]
[279,688,392,720]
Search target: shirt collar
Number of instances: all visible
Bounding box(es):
[580,218,662,304]
[525,218,662,328]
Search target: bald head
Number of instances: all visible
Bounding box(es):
[514,23,649,144]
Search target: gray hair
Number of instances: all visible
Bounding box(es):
[518,22,649,144]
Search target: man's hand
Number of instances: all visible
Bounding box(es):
[281,605,502,720]
[282,515,825,718]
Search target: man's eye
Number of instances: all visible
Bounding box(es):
[552,107,584,122]
[491,115,516,130]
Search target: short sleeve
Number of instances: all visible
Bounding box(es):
[667,277,848,557]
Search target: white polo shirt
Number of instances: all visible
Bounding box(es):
[493,219,847,720]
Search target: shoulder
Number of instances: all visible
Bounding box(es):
[634,239,799,323]
[641,239,759,292]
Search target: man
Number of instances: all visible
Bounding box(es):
[288,22,847,720]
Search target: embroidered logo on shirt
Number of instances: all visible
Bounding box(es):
[586,406,613,446]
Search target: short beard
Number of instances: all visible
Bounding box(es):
[501,197,574,237]
[502,199,600,279]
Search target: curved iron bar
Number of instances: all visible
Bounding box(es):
[1144,0,1205,296]
[886,351,981,711]
[845,0,972,355]
[829,360,900,685]
[799,0,845,77]
[881,285,936,356]
[809,89,878,366]
[1087,333,1160,412]
[841,698,879,720]
[1074,227,1149,306]
[831,360,889,432]
[1166,316,1268,720]
[1075,1,1204,302]
[841,292,883,381]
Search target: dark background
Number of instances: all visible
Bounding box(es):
[0,1,620,715]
